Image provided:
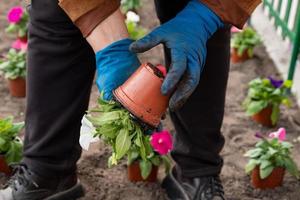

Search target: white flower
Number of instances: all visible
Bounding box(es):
[79,115,99,151]
[126,11,140,23]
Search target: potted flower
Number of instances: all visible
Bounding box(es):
[0,117,24,175]
[244,128,299,189]
[80,98,172,182]
[243,77,292,127]
[231,27,261,63]
[5,6,29,42]
[0,48,27,97]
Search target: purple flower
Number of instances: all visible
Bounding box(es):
[255,132,264,139]
[268,76,283,88]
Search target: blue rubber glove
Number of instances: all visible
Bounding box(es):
[130,0,223,110]
[96,38,140,100]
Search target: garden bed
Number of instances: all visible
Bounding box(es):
[1,0,300,199]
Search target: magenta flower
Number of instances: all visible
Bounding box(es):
[150,130,173,155]
[12,39,27,51]
[7,6,23,23]
[269,127,286,141]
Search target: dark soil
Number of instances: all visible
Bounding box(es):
[1,0,300,200]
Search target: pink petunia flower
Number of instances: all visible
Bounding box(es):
[150,130,173,155]
[156,65,167,77]
[12,39,27,51]
[7,6,23,23]
[269,127,286,141]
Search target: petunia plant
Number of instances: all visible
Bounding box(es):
[244,128,299,179]
[0,48,26,80]
[5,6,29,40]
[243,77,292,125]
[231,27,261,57]
[0,117,24,165]
[80,97,172,179]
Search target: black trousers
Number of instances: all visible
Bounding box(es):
[24,0,230,178]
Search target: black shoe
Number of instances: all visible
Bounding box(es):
[162,168,225,200]
[0,164,84,200]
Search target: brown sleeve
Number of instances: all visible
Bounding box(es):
[200,0,261,28]
[58,0,120,37]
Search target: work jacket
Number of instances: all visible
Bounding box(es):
[58,0,261,37]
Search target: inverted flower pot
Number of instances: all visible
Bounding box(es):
[8,77,26,98]
[128,161,158,182]
[113,63,170,128]
[231,48,251,63]
[251,166,285,189]
[0,155,11,176]
[252,106,275,127]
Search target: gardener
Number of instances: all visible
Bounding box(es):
[0,0,261,199]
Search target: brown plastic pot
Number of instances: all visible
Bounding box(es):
[252,106,275,127]
[0,154,11,176]
[128,161,158,182]
[251,166,285,189]
[113,63,170,127]
[231,48,251,63]
[8,77,26,98]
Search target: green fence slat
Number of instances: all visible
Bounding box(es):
[283,0,293,39]
[287,9,300,81]
[275,0,283,31]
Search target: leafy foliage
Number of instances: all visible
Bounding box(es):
[244,137,299,179]
[231,27,261,57]
[86,97,171,179]
[243,78,292,125]
[121,0,141,12]
[6,10,29,38]
[126,21,147,40]
[0,117,24,165]
[0,48,26,79]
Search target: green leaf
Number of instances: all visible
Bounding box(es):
[98,124,119,139]
[271,104,280,125]
[246,100,268,116]
[245,159,258,174]
[284,157,300,179]
[260,165,274,179]
[127,150,139,165]
[161,155,172,174]
[115,129,131,160]
[267,147,277,156]
[5,140,22,165]
[260,160,272,169]
[139,160,152,179]
[150,156,160,166]
[244,148,262,158]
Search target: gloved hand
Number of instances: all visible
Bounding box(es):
[96,38,140,100]
[130,0,223,110]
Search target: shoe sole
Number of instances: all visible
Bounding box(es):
[45,182,84,200]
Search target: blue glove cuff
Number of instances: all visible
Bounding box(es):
[96,38,135,65]
[95,38,140,100]
[185,0,224,36]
